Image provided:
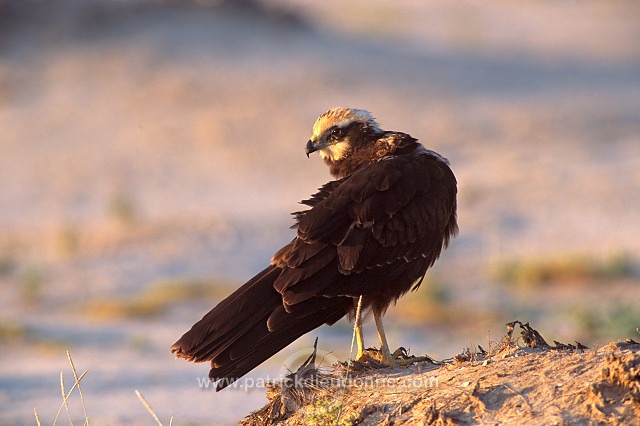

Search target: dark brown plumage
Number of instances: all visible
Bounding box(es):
[171,107,458,390]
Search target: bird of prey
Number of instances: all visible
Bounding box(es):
[171,107,458,390]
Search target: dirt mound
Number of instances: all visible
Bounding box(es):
[243,322,640,425]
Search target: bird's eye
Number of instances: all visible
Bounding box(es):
[330,128,344,139]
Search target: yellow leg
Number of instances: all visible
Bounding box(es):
[373,309,396,366]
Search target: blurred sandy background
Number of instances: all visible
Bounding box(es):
[1,0,639,424]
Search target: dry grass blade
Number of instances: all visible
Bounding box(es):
[34,407,42,426]
[135,389,163,426]
[67,351,90,425]
[59,371,74,426]
[53,369,89,426]
[335,294,363,424]
[347,295,364,367]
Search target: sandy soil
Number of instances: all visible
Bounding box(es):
[244,323,640,425]
[1,0,639,424]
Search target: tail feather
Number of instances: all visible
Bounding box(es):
[171,264,350,391]
[171,265,281,362]
[210,302,348,390]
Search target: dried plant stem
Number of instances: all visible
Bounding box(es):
[34,408,42,426]
[347,295,364,369]
[135,389,164,426]
[53,369,89,426]
[67,351,90,425]
[59,371,74,426]
[335,294,363,424]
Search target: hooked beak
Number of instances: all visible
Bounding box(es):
[305,139,318,158]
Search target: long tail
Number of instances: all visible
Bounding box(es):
[171,265,349,390]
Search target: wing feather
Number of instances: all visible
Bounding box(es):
[273,153,457,303]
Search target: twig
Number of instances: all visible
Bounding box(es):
[318,350,336,368]
[299,337,318,370]
[67,351,90,425]
[135,389,164,426]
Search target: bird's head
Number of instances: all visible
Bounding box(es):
[305,107,382,162]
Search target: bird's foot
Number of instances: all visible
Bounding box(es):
[355,348,381,364]
[380,347,420,367]
[353,347,435,369]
